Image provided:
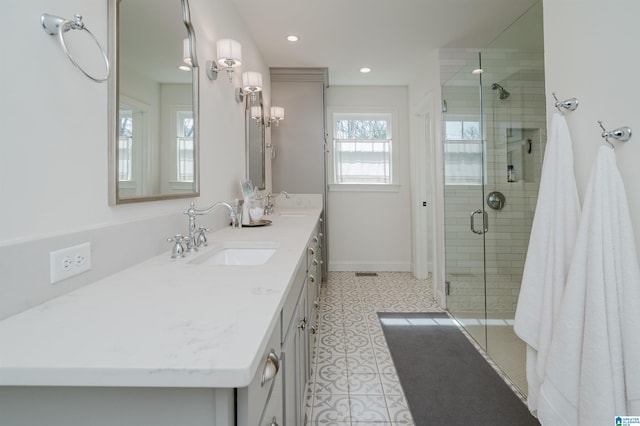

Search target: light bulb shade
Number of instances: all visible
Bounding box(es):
[251,106,262,119]
[242,71,263,92]
[183,38,192,65]
[216,39,242,67]
[271,106,285,120]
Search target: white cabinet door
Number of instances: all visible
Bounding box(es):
[297,281,310,398]
[270,78,326,196]
[281,299,300,426]
[281,275,311,426]
[260,364,283,426]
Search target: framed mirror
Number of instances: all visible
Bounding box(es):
[246,92,265,189]
[108,0,199,204]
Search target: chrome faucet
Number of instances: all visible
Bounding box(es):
[184,201,236,252]
[264,191,292,215]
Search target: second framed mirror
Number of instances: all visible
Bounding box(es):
[246,92,265,190]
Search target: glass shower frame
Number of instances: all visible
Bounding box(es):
[442,1,546,395]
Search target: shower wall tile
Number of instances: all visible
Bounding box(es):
[442,49,546,314]
[439,48,482,85]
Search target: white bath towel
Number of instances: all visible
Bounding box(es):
[514,112,581,413]
[537,145,640,425]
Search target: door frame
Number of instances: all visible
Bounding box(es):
[409,92,446,306]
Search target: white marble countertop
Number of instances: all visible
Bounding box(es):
[0,205,322,389]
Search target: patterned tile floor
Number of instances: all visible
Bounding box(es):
[305,271,444,425]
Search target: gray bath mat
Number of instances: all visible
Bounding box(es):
[378,312,539,425]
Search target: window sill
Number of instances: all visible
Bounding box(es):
[329,184,401,193]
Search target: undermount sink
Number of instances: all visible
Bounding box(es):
[190,242,279,266]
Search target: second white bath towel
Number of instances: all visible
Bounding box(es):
[514,112,581,413]
[538,145,640,425]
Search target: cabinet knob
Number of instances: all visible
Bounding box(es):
[261,349,280,387]
[312,236,319,243]
[308,247,315,256]
[309,275,316,284]
[312,259,319,267]
[311,325,318,335]
[269,417,279,426]
[298,317,307,331]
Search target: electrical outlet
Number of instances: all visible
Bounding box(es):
[50,242,92,284]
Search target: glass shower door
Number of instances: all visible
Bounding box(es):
[441,2,546,396]
[442,57,489,351]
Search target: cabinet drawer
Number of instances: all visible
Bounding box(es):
[237,320,283,426]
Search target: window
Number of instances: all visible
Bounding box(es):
[443,119,483,185]
[118,98,149,188]
[118,110,133,182]
[330,111,396,187]
[176,111,194,182]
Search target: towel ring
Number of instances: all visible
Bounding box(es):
[41,13,110,83]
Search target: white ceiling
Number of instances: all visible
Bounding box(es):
[231,0,540,86]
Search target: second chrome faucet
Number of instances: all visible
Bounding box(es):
[184,201,237,252]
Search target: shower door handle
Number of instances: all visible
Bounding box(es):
[470,209,489,234]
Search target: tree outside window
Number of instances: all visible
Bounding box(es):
[332,113,393,185]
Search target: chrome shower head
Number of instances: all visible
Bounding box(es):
[491,83,510,100]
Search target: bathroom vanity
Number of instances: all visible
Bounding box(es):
[0,201,323,426]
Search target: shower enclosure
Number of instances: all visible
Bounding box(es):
[442,2,545,394]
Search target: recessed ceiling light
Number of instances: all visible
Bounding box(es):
[287,35,299,42]
[178,65,191,72]
[471,68,484,74]
[360,67,371,73]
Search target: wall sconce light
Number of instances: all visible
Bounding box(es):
[269,106,285,126]
[183,38,192,65]
[235,71,263,103]
[206,38,242,82]
[178,38,193,71]
[250,106,262,125]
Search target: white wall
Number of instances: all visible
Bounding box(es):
[542,0,640,263]
[326,86,412,272]
[0,0,269,319]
